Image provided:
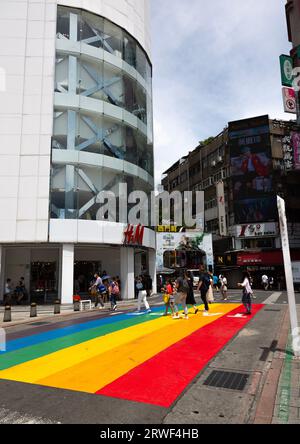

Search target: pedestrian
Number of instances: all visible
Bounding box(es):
[185,270,199,314]
[173,272,189,320]
[3,279,14,305]
[206,271,215,304]
[89,272,105,309]
[134,276,139,299]
[109,277,119,311]
[197,265,211,315]
[238,271,253,315]
[213,274,219,291]
[144,274,153,299]
[261,274,269,291]
[15,277,27,305]
[220,275,228,301]
[162,280,175,316]
[116,275,121,300]
[136,276,151,313]
[268,276,274,291]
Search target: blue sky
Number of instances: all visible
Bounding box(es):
[150,0,292,185]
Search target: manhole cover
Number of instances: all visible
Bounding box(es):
[265,309,281,312]
[30,322,50,326]
[203,371,250,391]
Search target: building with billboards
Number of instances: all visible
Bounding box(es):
[0,0,155,304]
[161,115,300,288]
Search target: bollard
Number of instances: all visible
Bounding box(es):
[3,305,11,323]
[30,303,37,318]
[74,301,80,312]
[54,300,61,314]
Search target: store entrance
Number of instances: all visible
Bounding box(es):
[30,261,58,304]
[74,261,102,295]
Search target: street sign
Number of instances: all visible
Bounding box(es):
[282,87,297,114]
[280,55,294,87]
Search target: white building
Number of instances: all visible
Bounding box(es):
[0,0,156,304]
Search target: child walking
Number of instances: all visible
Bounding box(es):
[162,280,175,316]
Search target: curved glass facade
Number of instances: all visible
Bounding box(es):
[51,6,154,221]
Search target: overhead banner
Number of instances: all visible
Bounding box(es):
[282,87,297,114]
[228,115,277,224]
[280,54,294,87]
[216,180,227,236]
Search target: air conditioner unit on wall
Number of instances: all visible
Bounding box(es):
[217,156,223,163]
[211,160,216,167]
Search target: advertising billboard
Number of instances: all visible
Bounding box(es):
[228,115,276,224]
[156,232,214,271]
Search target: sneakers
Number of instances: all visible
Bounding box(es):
[113,305,117,311]
[203,311,209,316]
[146,309,152,313]
[172,315,180,319]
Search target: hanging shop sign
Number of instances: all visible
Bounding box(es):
[282,133,294,170]
[282,87,297,114]
[280,55,294,87]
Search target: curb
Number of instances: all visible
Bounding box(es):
[253,306,290,424]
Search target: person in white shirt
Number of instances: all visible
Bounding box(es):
[238,272,253,315]
[220,275,228,301]
[262,274,269,291]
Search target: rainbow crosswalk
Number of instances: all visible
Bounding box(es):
[0,303,263,407]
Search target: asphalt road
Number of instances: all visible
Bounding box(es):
[0,290,297,424]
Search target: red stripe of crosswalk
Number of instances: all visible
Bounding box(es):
[96,304,264,407]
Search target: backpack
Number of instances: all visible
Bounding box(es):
[136,282,143,291]
[97,284,106,294]
[111,282,120,295]
[182,279,190,292]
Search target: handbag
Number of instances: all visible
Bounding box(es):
[163,293,170,304]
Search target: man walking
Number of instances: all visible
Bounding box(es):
[197,265,211,315]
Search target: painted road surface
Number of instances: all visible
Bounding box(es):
[0,303,263,408]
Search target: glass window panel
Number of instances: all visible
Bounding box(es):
[123,33,136,69]
[136,45,147,79]
[57,7,70,39]
[103,62,124,107]
[80,11,104,49]
[103,20,123,58]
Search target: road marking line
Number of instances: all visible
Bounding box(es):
[262,292,282,305]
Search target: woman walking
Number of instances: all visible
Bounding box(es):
[136,276,151,313]
[206,272,214,304]
[185,271,199,314]
[238,271,253,315]
[220,275,228,301]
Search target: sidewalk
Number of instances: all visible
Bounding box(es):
[253,306,300,424]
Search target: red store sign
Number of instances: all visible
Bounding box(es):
[238,250,300,266]
[123,224,145,246]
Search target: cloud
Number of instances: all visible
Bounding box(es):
[150,0,292,185]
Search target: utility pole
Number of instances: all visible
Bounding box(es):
[278,196,300,357]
